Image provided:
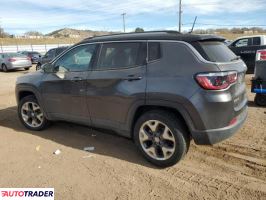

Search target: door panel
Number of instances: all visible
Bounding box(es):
[85,42,147,131]
[86,66,146,130]
[41,71,90,123]
[41,43,97,124]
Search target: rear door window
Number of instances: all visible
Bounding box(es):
[97,42,146,70]
[192,41,236,62]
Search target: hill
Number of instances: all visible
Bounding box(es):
[46,28,115,39]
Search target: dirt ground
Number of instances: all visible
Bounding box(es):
[0,67,265,200]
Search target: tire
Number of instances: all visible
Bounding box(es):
[36,63,41,71]
[255,94,266,106]
[133,110,190,167]
[18,95,50,131]
[2,64,8,72]
[24,67,30,70]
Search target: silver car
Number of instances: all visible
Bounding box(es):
[0,53,32,72]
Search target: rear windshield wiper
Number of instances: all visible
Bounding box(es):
[230,56,240,61]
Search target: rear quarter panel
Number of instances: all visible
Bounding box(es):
[146,41,221,130]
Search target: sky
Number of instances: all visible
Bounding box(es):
[0,0,266,35]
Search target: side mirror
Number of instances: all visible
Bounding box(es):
[42,63,54,73]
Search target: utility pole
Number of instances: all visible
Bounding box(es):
[121,13,126,33]
[178,0,182,32]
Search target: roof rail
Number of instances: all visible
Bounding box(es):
[83,30,181,41]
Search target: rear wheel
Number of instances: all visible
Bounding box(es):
[24,67,30,70]
[2,64,8,72]
[18,95,49,131]
[255,94,266,106]
[134,110,190,167]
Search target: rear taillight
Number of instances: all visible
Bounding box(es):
[26,57,31,61]
[256,49,266,61]
[8,58,16,62]
[195,71,238,90]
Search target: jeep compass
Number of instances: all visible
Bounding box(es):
[16,31,248,167]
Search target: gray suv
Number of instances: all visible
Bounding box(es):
[16,31,248,167]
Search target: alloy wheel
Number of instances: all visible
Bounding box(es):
[139,120,176,161]
[21,102,44,128]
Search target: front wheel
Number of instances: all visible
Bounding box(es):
[18,95,49,131]
[255,94,266,106]
[134,110,190,167]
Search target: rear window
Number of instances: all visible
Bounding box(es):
[253,37,261,45]
[192,41,236,62]
[6,53,25,57]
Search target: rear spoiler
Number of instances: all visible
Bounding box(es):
[196,35,225,42]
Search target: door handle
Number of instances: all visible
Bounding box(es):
[71,77,83,82]
[125,75,142,81]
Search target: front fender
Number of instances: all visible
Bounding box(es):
[15,84,49,119]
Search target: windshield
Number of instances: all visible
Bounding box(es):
[192,41,237,62]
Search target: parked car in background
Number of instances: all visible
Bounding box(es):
[251,49,266,106]
[36,46,69,70]
[16,31,247,167]
[18,51,41,64]
[229,35,266,73]
[0,53,32,72]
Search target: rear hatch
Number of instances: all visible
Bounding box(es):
[191,40,247,112]
[10,53,31,67]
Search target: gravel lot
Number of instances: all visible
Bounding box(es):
[0,67,265,200]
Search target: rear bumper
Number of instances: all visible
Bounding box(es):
[191,106,248,145]
[8,64,32,70]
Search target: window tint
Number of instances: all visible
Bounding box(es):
[252,37,261,45]
[148,42,161,61]
[192,41,236,62]
[54,44,96,72]
[97,42,146,70]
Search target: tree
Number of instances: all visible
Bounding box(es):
[0,27,9,38]
[0,27,4,37]
[24,31,43,36]
[135,27,144,33]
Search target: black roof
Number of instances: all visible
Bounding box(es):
[81,31,225,44]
